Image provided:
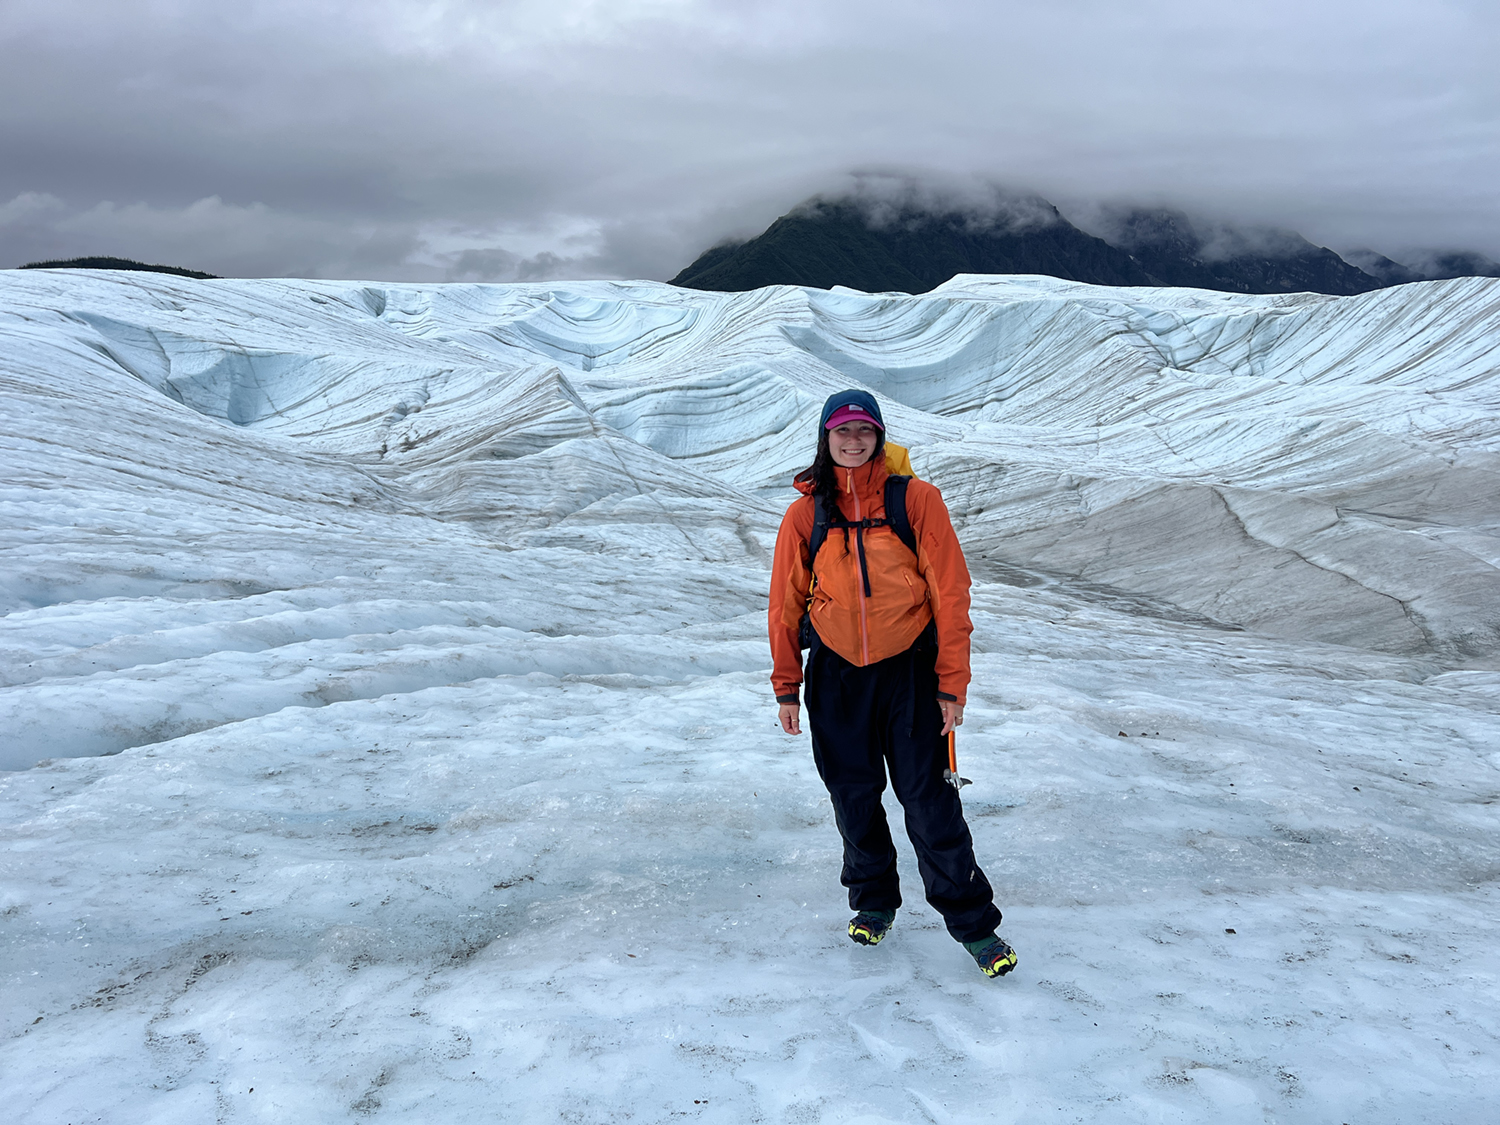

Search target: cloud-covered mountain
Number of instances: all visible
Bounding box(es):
[673,189,1499,297]
[1404,250,1500,281]
[1341,248,1429,286]
[671,192,1151,294]
[1088,207,1383,295]
[1345,248,1500,286]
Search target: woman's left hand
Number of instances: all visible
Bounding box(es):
[938,700,964,736]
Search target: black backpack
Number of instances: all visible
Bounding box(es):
[800,475,919,650]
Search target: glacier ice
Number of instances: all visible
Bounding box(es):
[1,269,1498,1122]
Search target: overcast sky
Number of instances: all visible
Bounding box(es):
[1,0,1495,281]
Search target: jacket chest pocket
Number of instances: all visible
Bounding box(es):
[902,569,928,608]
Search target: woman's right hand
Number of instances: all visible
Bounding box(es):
[778,703,802,735]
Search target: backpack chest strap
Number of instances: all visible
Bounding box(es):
[807,477,919,600]
[808,476,917,569]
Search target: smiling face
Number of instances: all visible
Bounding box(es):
[828,421,880,468]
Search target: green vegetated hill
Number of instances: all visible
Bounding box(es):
[19,256,218,280]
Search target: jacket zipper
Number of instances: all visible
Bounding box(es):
[848,467,871,665]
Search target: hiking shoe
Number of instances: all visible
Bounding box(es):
[963,933,1018,978]
[848,910,896,946]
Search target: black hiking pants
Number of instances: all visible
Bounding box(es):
[804,635,1002,943]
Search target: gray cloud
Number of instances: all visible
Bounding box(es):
[795,173,1066,235]
[2,0,1496,280]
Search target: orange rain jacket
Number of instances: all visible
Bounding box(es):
[769,451,974,705]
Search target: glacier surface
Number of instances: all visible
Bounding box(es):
[2,269,1498,1122]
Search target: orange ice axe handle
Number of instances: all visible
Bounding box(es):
[943,730,971,792]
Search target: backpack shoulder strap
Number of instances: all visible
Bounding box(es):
[884,475,917,557]
[808,492,832,568]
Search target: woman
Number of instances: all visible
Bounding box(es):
[769,389,1016,978]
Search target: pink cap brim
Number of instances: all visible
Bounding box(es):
[824,405,884,430]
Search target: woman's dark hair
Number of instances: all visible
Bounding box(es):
[795,425,886,504]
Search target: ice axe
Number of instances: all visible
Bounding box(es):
[943,730,971,793]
